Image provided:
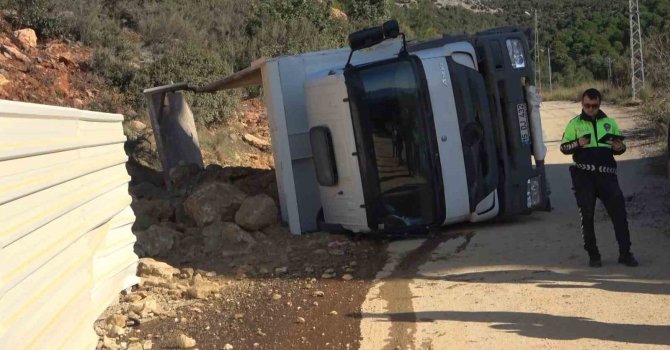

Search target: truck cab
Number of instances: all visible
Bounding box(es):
[305,24,549,234]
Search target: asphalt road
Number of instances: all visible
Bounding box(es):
[358,101,670,350]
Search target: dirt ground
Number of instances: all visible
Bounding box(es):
[359,101,670,349]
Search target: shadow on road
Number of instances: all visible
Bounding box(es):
[355,310,670,346]
[422,269,670,296]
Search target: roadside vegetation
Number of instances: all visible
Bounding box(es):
[1,0,668,131]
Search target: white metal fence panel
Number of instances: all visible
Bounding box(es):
[0,100,138,350]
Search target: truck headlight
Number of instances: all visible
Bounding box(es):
[506,39,526,69]
[526,176,542,208]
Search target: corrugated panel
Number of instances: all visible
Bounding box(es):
[0,100,138,350]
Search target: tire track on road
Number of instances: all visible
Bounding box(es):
[379,231,474,350]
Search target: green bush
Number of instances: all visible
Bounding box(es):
[130,43,240,127]
[11,0,65,37]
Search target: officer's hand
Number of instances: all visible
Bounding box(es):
[578,136,590,146]
[611,139,624,151]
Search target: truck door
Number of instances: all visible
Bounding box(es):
[446,57,499,214]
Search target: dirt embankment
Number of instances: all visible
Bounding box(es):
[96,163,389,350]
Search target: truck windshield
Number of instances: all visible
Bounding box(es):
[346,58,439,230]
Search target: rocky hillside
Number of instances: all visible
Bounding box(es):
[0,18,124,111]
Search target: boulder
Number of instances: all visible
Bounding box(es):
[234,194,278,231]
[134,225,180,257]
[131,198,173,230]
[124,119,148,141]
[169,163,202,190]
[13,28,37,50]
[330,7,348,20]
[137,258,179,280]
[202,221,256,254]
[184,182,246,226]
[129,182,165,200]
[232,170,276,197]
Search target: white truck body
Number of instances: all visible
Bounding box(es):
[145,25,549,235]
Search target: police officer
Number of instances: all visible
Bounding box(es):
[560,88,638,267]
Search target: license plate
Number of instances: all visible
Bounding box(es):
[516,103,531,145]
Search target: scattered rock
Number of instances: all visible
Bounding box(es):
[330,7,348,20]
[123,293,144,303]
[223,344,234,350]
[1,44,31,63]
[329,310,338,315]
[202,221,256,254]
[234,194,278,231]
[106,314,128,329]
[187,275,220,299]
[321,273,335,279]
[296,317,306,324]
[180,268,195,279]
[342,274,354,281]
[137,258,179,280]
[242,133,271,151]
[13,28,37,50]
[107,325,125,338]
[0,74,9,86]
[57,52,75,66]
[129,120,147,132]
[313,291,325,298]
[271,293,282,300]
[184,182,247,226]
[171,334,196,349]
[274,266,288,274]
[127,342,143,350]
[328,248,345,256]
[103,336,120,350]
[129,298,161,318]
[142,340,153,350]
[54,73,70,96]
[72,98,84,108]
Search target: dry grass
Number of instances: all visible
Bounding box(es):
[541,81,634,105]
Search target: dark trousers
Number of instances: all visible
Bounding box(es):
[569,167,631,257]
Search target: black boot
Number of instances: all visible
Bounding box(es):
[618,252,639,267]
[589,257,602,268]
[588,252,602,268]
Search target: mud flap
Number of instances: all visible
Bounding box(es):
[144,85,204,188]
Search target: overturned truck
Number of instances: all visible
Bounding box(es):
[145,21,550,235]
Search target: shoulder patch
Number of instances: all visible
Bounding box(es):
[604,123,611,131]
